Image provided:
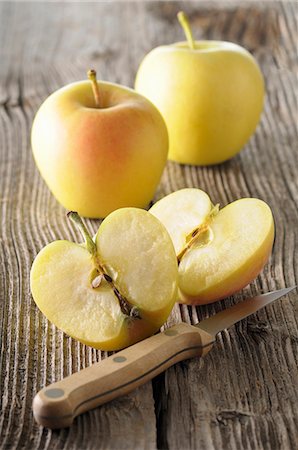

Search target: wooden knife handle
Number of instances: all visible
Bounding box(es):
[33,322,214,429]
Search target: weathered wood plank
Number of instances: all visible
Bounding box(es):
[0,2,297,450]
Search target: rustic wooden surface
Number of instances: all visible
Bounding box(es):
[0,1,297,449]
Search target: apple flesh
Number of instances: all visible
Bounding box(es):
[31,78,168,218]
[149,189,213,255]
[135,13,264,165]
[150,189,274,304]
[30,208,178,350]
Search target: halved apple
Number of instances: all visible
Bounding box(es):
[150,189,274,304]
[30,208,178,350]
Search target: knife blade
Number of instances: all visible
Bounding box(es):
[196,286,295,336]
[33,287,295,429]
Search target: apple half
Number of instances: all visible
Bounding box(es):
[30,208,178,350]
[150,189,274,304]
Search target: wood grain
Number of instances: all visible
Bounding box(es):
[0,2,297,449]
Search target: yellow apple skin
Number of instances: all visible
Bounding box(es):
[135,41,264,165]
[31,81,168,218]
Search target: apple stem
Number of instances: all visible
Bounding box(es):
[177,11,195,50]
[67,211,97,256]
[87,69,102,108]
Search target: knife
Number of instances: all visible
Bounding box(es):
[32,287,295,429]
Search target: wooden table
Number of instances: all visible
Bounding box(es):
[0,2,297,449]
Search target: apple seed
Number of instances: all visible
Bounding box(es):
[91,274,103,289]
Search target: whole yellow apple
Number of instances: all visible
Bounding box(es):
[31,70,168,218]
[135,12,264,166]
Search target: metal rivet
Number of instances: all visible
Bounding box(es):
[44,388,64,398]
[164,329,178,336]
[113,356,127,363]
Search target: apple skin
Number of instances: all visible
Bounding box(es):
[31,81,168,218]
[135,41,264,165]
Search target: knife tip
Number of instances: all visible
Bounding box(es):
[278,286,296,296]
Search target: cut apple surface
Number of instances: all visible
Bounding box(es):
[30,208,178,350]
[150,189,213,255]
[150,189,274,304]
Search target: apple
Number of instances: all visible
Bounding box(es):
[30,208,178,351]
[135,11,264,166]
[31,70,168,218]
[150,189,274,304]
